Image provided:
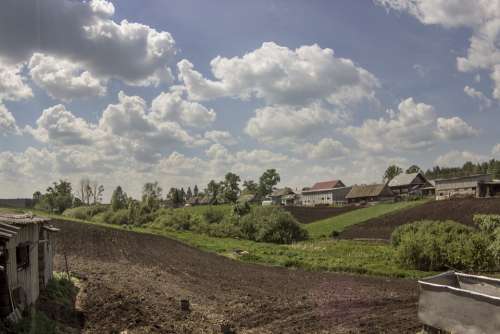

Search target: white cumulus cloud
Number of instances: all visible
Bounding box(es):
[0,0,177,98]
[435,116,479,140]
[464,85,493,110]
[0,104,20,136]
[435,150,486,167]
[28,53,107,101]
[178,42,379,107]
[151,87,216,128]
[245,103,347,144]
[344,98,479,152]
[376,0,500,101]
[0,62,33,102]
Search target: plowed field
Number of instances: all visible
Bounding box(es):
[284,206,359,224]
[52,220,420,333]
[340,198,500,241]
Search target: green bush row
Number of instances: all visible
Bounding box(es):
[150,205,309,244]
[62,204,109,220]
[391,219,499,272]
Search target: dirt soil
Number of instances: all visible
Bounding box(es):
[340,198,500,241]
[52,220,420,333]
[284,206,359,224]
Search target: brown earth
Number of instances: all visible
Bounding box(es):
[52,220,420,333]
[340,198,500,241]
[284,206,359,224]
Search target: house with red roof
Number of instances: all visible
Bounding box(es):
[301,180,351,207]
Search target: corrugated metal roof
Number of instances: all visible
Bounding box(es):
[0,213,51,225]
[388,173,419,187]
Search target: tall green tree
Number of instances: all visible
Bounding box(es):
[142,182,162,212]
[44,180,74,213]
[258,169,280,198]
[168,187,183,207]
[384,165,403,183]
[242,180,258,194]
[406,165,421,174]
[32,191,42,203]
[206,180,222,205]
[222,172,241,203]
[111,186,128,211]
[186,187,193,200]
[193,185,199,197]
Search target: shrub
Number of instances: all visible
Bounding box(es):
[240,206,308,244]
[200,206,226,224]
[474,214,500,234]
[391,221,497,271]
[107,209,130,225]
[490,228,500,266]
[232,201,251,216]
[62,205,108,220]
[152,209,200,231]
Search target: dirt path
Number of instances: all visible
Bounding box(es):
[53,220,420,333]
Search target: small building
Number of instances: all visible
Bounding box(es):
[434,174,500,200]
[265,188,296,206]
[345,184,394,204]
[301,180,349,206]
[237,193,258,204]
[0,214,59,319]
[388,172,434,197]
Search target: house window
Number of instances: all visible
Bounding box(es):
[16,244,29,270]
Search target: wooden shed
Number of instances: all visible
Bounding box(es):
[388,172,433,197]
[345,184,394,204]
[0,213,59,319]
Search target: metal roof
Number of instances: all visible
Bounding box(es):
[0,213,51,225]
[388,173,422,187]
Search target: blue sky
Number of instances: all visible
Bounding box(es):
[1,0,499,198]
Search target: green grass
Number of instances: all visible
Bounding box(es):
[179,203,233,215]
[304,200,428,239]
[1,204,434,279]
[148,227,431,278]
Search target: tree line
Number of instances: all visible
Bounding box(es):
[383,159,500,183]
[32,169,281,214]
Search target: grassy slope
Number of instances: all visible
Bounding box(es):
[304,200,428,239]
[1,206,431,279]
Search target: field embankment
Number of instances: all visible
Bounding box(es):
[51,219,421,333]
[340,198,500,240]
[304,200,427,239]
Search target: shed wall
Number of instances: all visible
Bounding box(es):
[5,224,40,308]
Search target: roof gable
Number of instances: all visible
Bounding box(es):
[310,180,345,190]
[388,172,431,188]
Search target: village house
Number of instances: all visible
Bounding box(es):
[301,180,351,207]
[0,214,59,320]
[434,174,500,200]
[388,172,434,197]
[345,184,394,204]
[267,188,296,206]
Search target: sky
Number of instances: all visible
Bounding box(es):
[1,0,500,199]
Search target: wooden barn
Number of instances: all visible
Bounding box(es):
[345,184,394,204]
[0,214,59,319]
[434,174,500,200]
[388,172,433,197]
